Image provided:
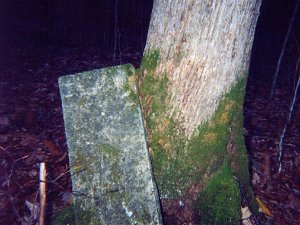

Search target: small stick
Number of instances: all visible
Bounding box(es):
[270,0,300,97]
[39,162,46,225]
[278,71,300,172]
[0,145,11,156]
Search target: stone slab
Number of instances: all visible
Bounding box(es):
[59,64,162,225]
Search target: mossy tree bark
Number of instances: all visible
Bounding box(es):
[140,0,262,224]
[145,0,261,137]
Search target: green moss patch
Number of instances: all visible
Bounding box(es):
[139,50,256,222]
[141,50,160,72]
[197,160,241,225]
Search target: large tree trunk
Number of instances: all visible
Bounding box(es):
[145,0,261,137]
[140,0,261,224]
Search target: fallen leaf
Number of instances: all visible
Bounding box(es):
[241,206,253,225]
[256,197,273,217]
[25,200,39,220]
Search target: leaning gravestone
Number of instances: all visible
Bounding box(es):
[59,64,162,225]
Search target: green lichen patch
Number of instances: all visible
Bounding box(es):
[59,64,163,224]
[139,50,256,222]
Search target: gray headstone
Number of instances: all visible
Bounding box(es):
[59,64,162,225]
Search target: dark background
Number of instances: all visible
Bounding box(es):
[0,0,153,59]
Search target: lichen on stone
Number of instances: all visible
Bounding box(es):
[59,64,162,224]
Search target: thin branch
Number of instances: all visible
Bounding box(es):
[113,0,120,60]
[270,0,300,97]
[51,167,71,183]
[0,145,11,156]
[278,70,300,171]
[51,159,85,183]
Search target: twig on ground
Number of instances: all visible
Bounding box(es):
[278,71,300,171]
[0,145,11,156]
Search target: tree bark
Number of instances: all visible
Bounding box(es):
[145,0,261,137]
[140,0,262,223]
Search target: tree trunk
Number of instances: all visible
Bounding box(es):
[145,0,261,137]
[139,0,262,224]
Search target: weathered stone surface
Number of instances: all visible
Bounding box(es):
[59,64,162,225]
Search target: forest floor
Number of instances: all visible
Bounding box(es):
[0,44,299,225]
[244,6,300,222]
[244,72,300,224]
[0,45,141,225]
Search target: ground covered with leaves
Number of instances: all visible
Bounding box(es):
[0,45,141,224]
[243,2,300,223]
[245,67,300,224]
[0,41,299,225]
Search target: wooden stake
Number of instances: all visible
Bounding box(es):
[39,162,46,225]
